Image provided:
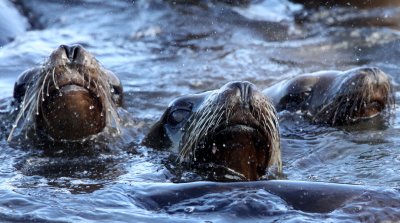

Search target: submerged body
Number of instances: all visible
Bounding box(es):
[143,81,281,181]
[141,180,400,214]
[263,67,394,126]
[9,44,123,149]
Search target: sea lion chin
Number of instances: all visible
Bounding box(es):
[263,67,394,126]
[9,44,123,143]
[143,81,282,181]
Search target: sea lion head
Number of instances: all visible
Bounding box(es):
[144,81,281,181]
[9,44,123,142]
[278,67,394,125]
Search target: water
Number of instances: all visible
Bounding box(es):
[0,0,400,222]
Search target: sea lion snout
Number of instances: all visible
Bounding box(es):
[49,44,93,67]
[221,81,257,108]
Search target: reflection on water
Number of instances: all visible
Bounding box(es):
[0,0,399,221]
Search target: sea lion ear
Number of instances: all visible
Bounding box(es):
[13,67,41,103]
[142,119,172,150]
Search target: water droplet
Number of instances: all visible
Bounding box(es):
[212,145,217,154]
[89,105,95,110]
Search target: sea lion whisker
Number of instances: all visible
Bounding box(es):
[39,70,51,102]
[45,70,52,97]
[257,104,281,172]
[8,98,31,141]
[94,76,122,134]
[51,67,59,91]
[179,103,223,162]
[8,82,40,141]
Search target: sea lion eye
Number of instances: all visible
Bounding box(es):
[168,109,191,126]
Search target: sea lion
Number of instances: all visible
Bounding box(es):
[263,67,394,125]
[139,180,400,215]
[143,81,281,181]
[8,44,123,144]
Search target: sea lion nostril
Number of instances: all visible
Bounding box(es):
[237,82,254,106]
[61,44,81,61]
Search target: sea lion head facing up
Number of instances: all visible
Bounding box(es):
[144,81,281,181]
[9,44,123,142]
[265,67,394,125]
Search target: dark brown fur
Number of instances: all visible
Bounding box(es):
[9,44,123,143]
[143,81,281,181]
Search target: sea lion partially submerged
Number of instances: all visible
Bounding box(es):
[143,81,281,181]
[263,67,394,125]
[9,44,123,145]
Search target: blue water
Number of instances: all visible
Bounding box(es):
[0,0,399,222]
